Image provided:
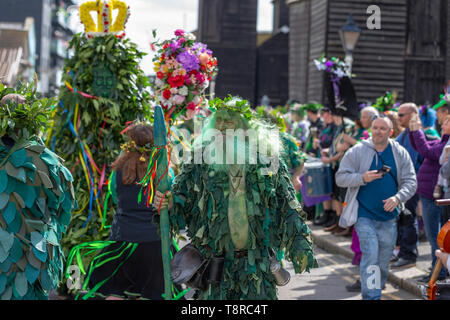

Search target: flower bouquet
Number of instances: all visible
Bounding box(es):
[314,54,353,79]
[152,29,218,120]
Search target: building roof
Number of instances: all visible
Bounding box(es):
[0,17,34,86]
[0,47,23,86]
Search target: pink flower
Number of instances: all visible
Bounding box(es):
[187,102,196,110]
[184,75,192,85]
[175,29,185,37]
[172,95,186,105]
[195,73,205,84]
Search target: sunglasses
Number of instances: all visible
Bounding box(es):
[398,113,410,118]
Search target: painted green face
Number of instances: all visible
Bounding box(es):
[214,110,243,132]
[92,63,117,98]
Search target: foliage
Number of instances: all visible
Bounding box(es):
[208,95,253,121]
[373,91,399,112]
[53,33,153,259]
[0,82,56,142]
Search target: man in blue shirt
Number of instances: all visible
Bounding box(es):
[393,103,422,268]
[336,117,417,300]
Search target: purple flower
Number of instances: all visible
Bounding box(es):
[169,41,181,53]
[325,61,334,72]
[192,42,207,53]
[174,29,185,37]
[177,50,200,72]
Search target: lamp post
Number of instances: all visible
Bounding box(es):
[339,14,361,75]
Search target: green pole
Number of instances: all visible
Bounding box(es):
[154,105,172,300]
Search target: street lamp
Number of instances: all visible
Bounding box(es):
[339,14,361,75]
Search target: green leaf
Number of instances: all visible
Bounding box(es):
[0,229,14,253]
[0,193,9,210]
[14,272,28,297]
[2,202,16,225]
[0,171,8,194]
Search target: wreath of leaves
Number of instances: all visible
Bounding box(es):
[208,95,253,120]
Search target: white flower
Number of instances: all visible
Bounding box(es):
[335,69,346,78]
[170,87,178,94]
[185,33,196,41]
[178,86,188,96]
[314,59,326,71]
[158,94,172,107]
[155,78,165,88]
[192,95,202,105]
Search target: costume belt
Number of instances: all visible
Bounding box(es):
[202,244,248,259]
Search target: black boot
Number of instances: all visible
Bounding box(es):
[323,211,338,229]
[314,210,331,226]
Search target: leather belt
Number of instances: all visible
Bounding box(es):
[202,244,248,259]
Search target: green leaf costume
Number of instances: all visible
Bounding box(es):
[166,98,318,300]
[0,84,76,299]
[53,33,153,255]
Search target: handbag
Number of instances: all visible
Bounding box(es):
[171,244,208,290]
[170,244,225,291]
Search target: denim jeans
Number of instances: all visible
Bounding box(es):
[419,196,447,278]
[355,217,397,300]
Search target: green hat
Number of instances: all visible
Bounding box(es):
[433,83,450,110]
[291,104,306,117]
[303,102,323,113]
[373,91,397,112]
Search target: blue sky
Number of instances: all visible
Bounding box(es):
[72,0,273,75]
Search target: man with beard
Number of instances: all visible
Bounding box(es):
[154,96,318,300]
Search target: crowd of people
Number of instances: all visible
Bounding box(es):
[262,97,450,299]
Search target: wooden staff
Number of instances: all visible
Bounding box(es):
[154,105,172,300]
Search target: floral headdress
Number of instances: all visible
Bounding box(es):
[373,91,399,113]
[152,29,218,120]
[433,82,450,110]
[314,55,353,79]
[208,95,253,120]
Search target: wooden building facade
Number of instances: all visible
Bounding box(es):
[255,0,290,106]
[197,0,258,105]
[288,0,450,106]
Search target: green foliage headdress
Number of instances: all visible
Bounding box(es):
[373,91,399,113]
[0,81,56,142]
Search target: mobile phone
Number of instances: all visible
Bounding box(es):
[377,165,391,174]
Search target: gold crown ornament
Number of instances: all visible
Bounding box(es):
[79,0,130,39]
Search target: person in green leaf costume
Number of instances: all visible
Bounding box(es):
[53,31,153,270]
[255,106,307,193]
[0,82,76,299]
[155,97,318,300]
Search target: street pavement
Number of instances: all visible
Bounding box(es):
[305,221,440,299]
[278,245,418,300]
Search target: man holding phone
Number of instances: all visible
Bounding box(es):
[336,117,417,300]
